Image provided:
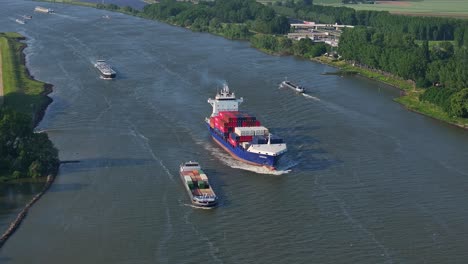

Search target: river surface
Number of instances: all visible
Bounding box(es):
[1,1,468,263]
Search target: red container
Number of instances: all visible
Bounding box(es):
[228,138,237,146]
[238,136,253,142]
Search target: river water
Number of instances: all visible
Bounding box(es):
[1,1,468,263]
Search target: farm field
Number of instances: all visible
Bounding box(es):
[314,0,468,18]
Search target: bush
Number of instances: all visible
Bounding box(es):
[449,88,468,118]
[419,87,455,112]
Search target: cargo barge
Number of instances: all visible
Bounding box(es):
[34,6,54,14]
[280,79,305,93]
[94,60,116,80]
[206,84,287,170]
[179,161,218,208]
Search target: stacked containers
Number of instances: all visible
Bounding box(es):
[212,111,266,144]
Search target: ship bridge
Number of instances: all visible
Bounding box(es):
[208,84,243,117]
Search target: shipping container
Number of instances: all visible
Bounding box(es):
[184,176,193,183]
[228,138,238,146]
[235,126,268,136]
[198,181,206,188]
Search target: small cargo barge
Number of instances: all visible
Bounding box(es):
[34,6,54,14]
[280,79,305,93]
[94,60,116,80]
[179,161,218,208]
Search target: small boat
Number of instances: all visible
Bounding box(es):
[102,15,110,19]
[15,19,26,25]
[179,161,218,208]
[94,60,116,80]
[34,6,54,13]
[22,15,32,20]
[280,78,306,93]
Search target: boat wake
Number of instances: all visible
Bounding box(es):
[201,142,292,175]
[182,203,215,210]
[303,93,320,101]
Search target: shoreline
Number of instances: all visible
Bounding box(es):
[311,56,468,130]
[0,34,58,248]
[37,0,468,131]
[0,47,3,106]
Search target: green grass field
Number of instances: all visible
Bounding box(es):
[35,0,98,8]
[0,33,50,115]
[314,0,468,18]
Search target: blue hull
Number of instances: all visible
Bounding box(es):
[206,123,283,169]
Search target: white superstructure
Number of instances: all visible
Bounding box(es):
[207,84,243,117]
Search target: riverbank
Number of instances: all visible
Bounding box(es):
[34,0,468,130]
[313,56,468,129]
[0,32,53,126]
[0,33,59,248]
[0,42,3,106]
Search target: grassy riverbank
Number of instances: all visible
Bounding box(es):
[0,33,52,123]
[314,56,468,129]
[0,33,57,182]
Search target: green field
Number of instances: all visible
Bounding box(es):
[0,33,50,117]
[314,0,468,18]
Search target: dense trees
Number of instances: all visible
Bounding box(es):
[338,26,468,117]
[140,0,290,37]
[272,2,468,117]
[0,108,59,180]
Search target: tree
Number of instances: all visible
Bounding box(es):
[449,88,468,117]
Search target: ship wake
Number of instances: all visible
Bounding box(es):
[201,142,293,175]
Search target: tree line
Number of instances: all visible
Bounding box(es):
[0,108,59,180]
[272,1,468,118]
[139,0,290,37]
[97,0,468,118]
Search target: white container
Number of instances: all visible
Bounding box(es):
[184,176,193,183]
[235,126,268,136]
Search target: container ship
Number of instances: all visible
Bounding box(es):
[94,60,116,80]
[179,161,218,208]
[206,84,287,170]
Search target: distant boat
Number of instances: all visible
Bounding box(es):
[15,19,26,25]
[94,60,116,80]
[280,78,306,93]
[102,15,110,19]
[22,15,32,19]
[34,6,54,14]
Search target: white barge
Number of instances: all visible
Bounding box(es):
[34,6,54,14]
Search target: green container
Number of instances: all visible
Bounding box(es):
[198,181,206,189]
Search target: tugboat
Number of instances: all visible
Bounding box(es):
[179,161,218,208]
[280,78,306,93]
[94,60,116,80]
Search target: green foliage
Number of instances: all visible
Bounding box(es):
[0,108,59,180]
[449,88,468,118]
[141,0,289,35]
[419,87,456,112]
